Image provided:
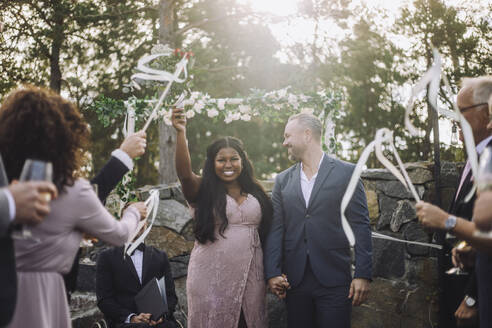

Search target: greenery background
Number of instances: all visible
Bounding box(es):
[1,0,490,186]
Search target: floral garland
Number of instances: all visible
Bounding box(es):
[119,87,342,154]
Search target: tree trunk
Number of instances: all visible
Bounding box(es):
[49,6,64,93]
[158,0,178,184]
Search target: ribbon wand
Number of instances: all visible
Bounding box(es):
[142,58,187,132]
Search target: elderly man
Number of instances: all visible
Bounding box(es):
[264,113,372,328]
[0,181,57,326]
[416,76,492,327]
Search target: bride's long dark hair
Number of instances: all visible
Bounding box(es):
[194,137,272,245]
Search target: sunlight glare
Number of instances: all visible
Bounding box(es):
[239,0,300,16]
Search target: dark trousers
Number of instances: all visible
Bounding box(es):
[285,259,351,328]
[477,252,492,328]
[438,273,474,328]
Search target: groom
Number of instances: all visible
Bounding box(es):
[264,113,372,327]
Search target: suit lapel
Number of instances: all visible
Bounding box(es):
[292,163,306,208]
[449,164,466,212]
[123,249,142,286]
[307,155,334,210]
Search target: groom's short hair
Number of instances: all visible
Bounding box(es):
[288,112,322,141]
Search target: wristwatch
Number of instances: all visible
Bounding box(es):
[444,215,457,231]
[465,295,476,308]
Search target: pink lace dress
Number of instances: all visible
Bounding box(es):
[186,194,268,328]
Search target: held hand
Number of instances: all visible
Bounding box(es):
[130,313,151,324]
[171,107,187,132]
[473,191,492,231]
[455,298,478,326]
[120,130,147,159]
[9,181,58,225]
[452,245,476,270]
[348,278,370,306]
[128,202,148,220]
[149,317,164,326]
[415,201,448,230]
[268,275,290,299]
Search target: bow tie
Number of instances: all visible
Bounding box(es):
[130,243,145,255]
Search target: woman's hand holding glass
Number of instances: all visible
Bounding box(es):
[12,159,54,240]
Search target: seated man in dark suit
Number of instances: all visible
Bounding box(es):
[96,224,178,328]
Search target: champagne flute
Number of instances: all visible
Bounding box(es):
[445,240,469,275]
[11,159,53,240]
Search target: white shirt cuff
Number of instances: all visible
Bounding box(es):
[125,313,136,323]
[4,189,16,222]
[111,149,134,171]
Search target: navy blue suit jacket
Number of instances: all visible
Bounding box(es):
[264,155,372,288]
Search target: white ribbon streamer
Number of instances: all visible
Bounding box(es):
[123,105,136,137]
[404,48,477,202]
[323,111,336,155]
[442,75,478,202]
[124,189,160,257]
[131,54,188,87]
[374,129,420,201]
[341,128,420,247]
[130,53,189,132]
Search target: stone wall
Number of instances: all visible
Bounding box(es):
[71,162,462,328]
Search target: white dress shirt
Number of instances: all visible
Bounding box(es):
[111,149,134,170]
[300,154,325,207]
[125,248,144,323]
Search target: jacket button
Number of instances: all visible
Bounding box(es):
[306,214,310,219]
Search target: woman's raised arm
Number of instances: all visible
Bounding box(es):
[172,107,201,202]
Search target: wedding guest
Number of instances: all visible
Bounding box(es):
[171,107,273,328]
[416,76,492,327]
[96,221,178,328]
[0,85,147,328]
[0,181,57,326]
[264,113,372,328]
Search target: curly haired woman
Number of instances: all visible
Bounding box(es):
[0,86,147,328]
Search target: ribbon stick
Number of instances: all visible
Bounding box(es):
[130,53,189,132]
[372,231,442,249]
[124,189,160,257]
[341,128,420,247]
